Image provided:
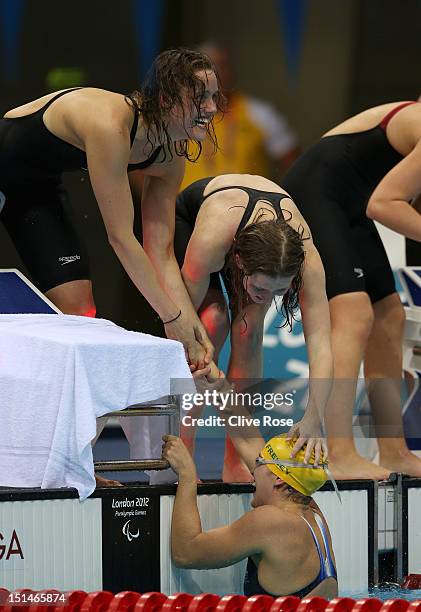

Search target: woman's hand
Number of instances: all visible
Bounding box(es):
[164,312,214,369]
[190,365,227,394]
[286,415,327,466]
[162,435,197,480]
[194,322,215,365]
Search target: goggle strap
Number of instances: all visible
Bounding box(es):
[261,458,342,503]
[267,458,328,470]
[325,466,342,504]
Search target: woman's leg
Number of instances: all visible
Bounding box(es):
[223,302,270,482]
[199,289,231,360]
[228,302,270,379]
[1,185,95,316]
[2,189,115,483]
[45,279,96,316]
[326,292,390,479]
[365,293,421,476]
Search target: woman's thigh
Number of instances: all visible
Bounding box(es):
[1,185,90,293]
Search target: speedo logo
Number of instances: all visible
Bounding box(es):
[59,255,81,266]
[354,267,364,278]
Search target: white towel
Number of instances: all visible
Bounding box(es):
[0,314,193,499]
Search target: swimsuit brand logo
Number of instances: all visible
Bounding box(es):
[59,255,81,266]
[122,520,140,543]
[353,268,364,278]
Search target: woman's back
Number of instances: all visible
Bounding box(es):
[245,503,337,598]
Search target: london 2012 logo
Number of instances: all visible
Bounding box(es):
[122,520,140,542]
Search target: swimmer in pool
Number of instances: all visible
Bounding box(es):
[163,433,338,599]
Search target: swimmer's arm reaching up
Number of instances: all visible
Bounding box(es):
[163,435,281,569]
[191,371,265,472]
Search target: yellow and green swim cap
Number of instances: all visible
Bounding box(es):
[261,435,329,496]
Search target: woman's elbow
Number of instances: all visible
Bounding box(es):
[107,231,135,252]
[366,199,383,221]
[171,549,194,568]
[172,554,186,568]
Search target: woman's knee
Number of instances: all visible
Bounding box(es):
[231,314,264,349]
[200,302,230,337]
[59,295,96,317]
[330,292,374,344]
[45,280,96,316]
[70,301,96,317]
[373,293,406,338]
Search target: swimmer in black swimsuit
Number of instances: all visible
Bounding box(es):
[0,48,224,369]
[283,101,421,480]
[175,174,332,481]
[163,433,337,599]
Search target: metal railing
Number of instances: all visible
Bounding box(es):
[94,396,179,472]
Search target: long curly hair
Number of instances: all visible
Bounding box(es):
[225,217,307,331]
[127,48,225,161]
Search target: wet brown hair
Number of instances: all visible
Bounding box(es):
[127,48,225,161]
[225,217,306,331]
[273,477,312,506]
[286,485,313,506]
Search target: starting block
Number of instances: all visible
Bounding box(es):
[398,268,421,452]
[0,269,60,314]
[0,268,181,473]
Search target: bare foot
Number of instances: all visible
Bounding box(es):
[222,463,253,483]
[328,453,391,481]
[95,474,123,488]
[379,450,421,477]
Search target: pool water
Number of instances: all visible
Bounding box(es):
[342,586,421,601]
